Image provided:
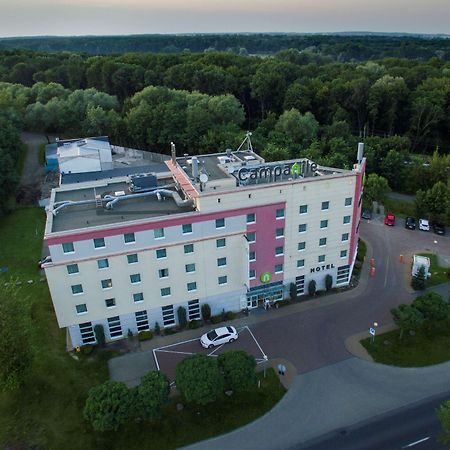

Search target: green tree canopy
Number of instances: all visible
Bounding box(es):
[363,173,391,207]
[391,304,424,339]
[133,371,170,421]
[217,350,257,392]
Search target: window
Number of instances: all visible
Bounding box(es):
[185,263,196,273]
[298,224,307,233]
[217,257,227,267]
[246,232,256,243]
[218,275,227,285]
[319,237,327,246]
[249,251,256,261]
[298,242,306,251]
[182,223,192,234]
[340,250,348,258]
[127,254,138,264]
[188,300,200,321]
[297,259,305,269]
[246,213,256,224]
[162,305,175,326]
[124,233,135,243]
[276,227,284,238]
[275,263,283,273]
[101,279,112,289]
[296,275,305,295]
[93,238,105,248]
[133,292,144,303]
[216,238,226,248]
[75,304,87,314]
[135,310,150,332]
[342,233,349,242]
[130,274,141,284]
[62,242,74,253]
[299,204,308,214]
[215,218,225,229]
[158,268,169,279]
[184,244,194,254]
[79,322,95,344]
[154,228,165,239]
[71,284,83,295]
[321,201,330,211]
[161,287,171,297]
[343,215,351,224]
[337,264,350,284]
[187,282,197,292]
[320,219,328,229]
[156,248,167,259]
[345,197,352,206]
[107,316,122,338]
[275,246,284,256]
[249,269,256,279]
[105,298,116,308]
[66,263,79,275]
[97,258,109,269]
[318,255,326,263]
[276,208,285,219]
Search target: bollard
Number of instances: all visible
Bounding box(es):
[370,257,375,267]
[370,266,376,277]
[399,254,404,263]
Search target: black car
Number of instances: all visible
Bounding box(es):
[405,217,416,230]
[361,209,372,220]
[432,222,446,235]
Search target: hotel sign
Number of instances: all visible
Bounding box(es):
[310,263,335,273]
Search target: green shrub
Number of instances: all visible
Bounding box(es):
[80,344,95,355]
[308,280,317,296]
[218,350,257,392]
[94,324,105,347]
[276,299,290,307]
[325,274,333,291]
[138,330,153,341]
[201,303,211,321]
[224,311,235,321]
[154,322,161,335]
[177,306,187,329]
[356,239,367,262]
[164,327,177,335]
[188,319,201,329]
[289,282,298,301]
[210,315,223,324]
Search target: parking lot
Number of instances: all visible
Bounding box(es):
[153,325,268,382]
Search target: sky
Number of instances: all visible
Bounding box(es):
[1,0,449,37]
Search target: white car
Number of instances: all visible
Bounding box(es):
[419,219,430,231]
[200,326,238,349]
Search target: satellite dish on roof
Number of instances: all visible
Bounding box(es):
[199,173,209,183]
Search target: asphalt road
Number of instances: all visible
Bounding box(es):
[298,391,450,450]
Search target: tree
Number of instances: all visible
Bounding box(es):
[325,274,333,291]
[217,350,257,392]
[0,283,33,391]
[413,292,448,322]
[437,400,450,446]
[415,189,429,219]
[133,371,170,421]
[412,265,426,291]
[201,303,211,322]
[289,282,298,302]
[380,150,407,192]
[308,280,317,296]
[83,381,133,431]
[391,304,424,339]
[262,143,290,162]
[177,306,187,329]
[176,354,223,405]
[363,173,391,208]
[426,181,448,224]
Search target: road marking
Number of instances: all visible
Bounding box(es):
[402,436,430,448]
[152,349,160,371]
[155,349,198,356]
[384,255,390,288]
[245,325,268,359]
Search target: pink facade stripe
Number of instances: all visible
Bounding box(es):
[165,160,199,199]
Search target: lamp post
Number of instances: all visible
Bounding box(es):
[372,322,378,344]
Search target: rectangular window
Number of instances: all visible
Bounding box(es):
[299,204,308,214]
[276,227,284,238]
[182,223,192,234]
[297,259,305,268]
[101,279,112,289]
[66,263,79,275]
[296,275,305,295]
[105,298,116,308]
[318,255,326,263]
[298,224,307,233]
[93,238,105,248]
[97,258,109,269]
[107,316,122,338]
[216,238,226,248]
[162,305,175,326]
[156,248,167,259]
[62,242,74,253]
[218,275,227,285]
[217,257,227,267]
[321,201,330,211]
[249,251,256,261]
[135,310,150,332]
[249,269,256,279]
[127,254,138,264]
[345,197,352,206]
[340,250,348,258]
[158,268,169,279]
[185,263,196,273]
[215,218,225,229]
[184,244,194,254]
[342,233,349,242]
[320,219,328,229]
[161,287,171,297]
[337,264,350,284]
[79,322,95,344]
[124,232,135,244]
[130,274,141,284]
[188,300,200,321]
[246,213,256,224]
[298,242,306,251]
[276,208,285,219]
[319,237,327,246]
[187,281,197,292]
[247,232,256,243]
[71,284,83,295]
[75,303,87,314]
[133,292,144,303]
[343,215,351,224]
[275,263,283,273]
[154,228,165,239]
[275,246,284,256]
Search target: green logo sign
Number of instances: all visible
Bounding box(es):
[260,272,272,283]
[291,162,301,175]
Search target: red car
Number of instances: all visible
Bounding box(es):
[384,214,395,226]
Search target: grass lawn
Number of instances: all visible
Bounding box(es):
[0,208,286,449]
[418,253,449,287]
[384,197,415,219]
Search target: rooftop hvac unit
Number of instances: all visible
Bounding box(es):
[129,173,157,193]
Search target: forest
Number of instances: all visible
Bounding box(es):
[0,38,449,214]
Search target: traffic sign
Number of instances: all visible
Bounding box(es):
[369,327,376,336]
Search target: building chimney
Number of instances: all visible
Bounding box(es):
[357,142,364,163]
[191,156,199,180]
[171,142,176,165]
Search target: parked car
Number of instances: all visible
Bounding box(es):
[200,326,238,349]
[419,219,430,231]
[405,217,416,230]
[432,222,446,235]
[384,214,395,226]
[361,209,372,220]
